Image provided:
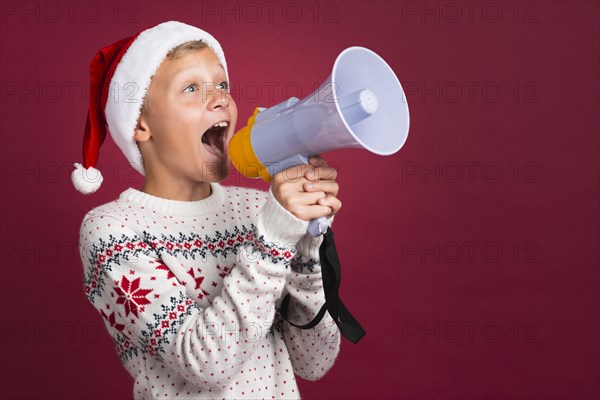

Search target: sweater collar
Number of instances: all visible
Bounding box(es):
[119,182,225,217]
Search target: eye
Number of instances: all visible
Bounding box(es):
[217,81,230,91]
[183,83,197,93]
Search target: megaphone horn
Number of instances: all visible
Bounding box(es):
[229,46,410,237]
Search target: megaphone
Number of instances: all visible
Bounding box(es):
[229,46,410,237]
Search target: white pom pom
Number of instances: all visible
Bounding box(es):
[72,163,103,194]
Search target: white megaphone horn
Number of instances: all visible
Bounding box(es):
[228,46,410,237]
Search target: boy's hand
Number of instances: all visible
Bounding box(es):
[271,155,342,222]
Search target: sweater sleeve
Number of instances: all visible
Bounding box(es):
[79,188,309,391]
[280,216,342,381]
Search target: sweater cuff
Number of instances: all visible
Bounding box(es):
[257,187,309,247]
[296,213,335,258]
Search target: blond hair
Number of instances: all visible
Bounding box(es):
[141,40,209,117]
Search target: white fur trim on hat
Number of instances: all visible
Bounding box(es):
[72,163,104,194]
[104,21,229,177]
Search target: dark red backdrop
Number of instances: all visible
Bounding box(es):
[1,1,598,399]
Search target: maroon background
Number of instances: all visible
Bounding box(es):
[1,1,598,399]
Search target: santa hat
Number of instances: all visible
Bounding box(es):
[72,21,229,194]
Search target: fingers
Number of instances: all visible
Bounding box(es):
[317,194,342,219]
[296,194,340,221]
[273,163,317,183]
[272,161,337,184]
[297,191,334,220]
[298,191,341,220]
[295,204,334,221]
[280,190,333,221]
[308,154,328,168]
[271,155,341,221]
[290,190,330,205]
[304,166,337,182]
[303,180,339,197]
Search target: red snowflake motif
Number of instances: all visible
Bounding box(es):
[114,276,153,318]
[98,254,106,263]
[227,239,234,246]
[177,305,185,312]
[217,265,232,278]
[150,338,157,346]
[126,242,135,250]
[100,310,125,332]
[169,312,177,319]
[208,243,216,251]
[194,239,203,247]
[283,251,292,259]
[106,249,113,256]
[156,263,175,279]
[236,235,243,243]
[187,268,210,300]
[166,242,174,250]
[184,242,192,250]
[161,320,170,328]
[154,329,161,337]
[150,241,158,249]
[138,241,147,248]
[114,244,123,252]
[270,249,280,257]
[218,240,225,248]
[176,243,182,249]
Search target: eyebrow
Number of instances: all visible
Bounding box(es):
[170,63,226,90]
[173,63,225,78]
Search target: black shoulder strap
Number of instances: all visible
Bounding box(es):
[280,227,366,344]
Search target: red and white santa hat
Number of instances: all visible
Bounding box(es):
[72,20,229,194]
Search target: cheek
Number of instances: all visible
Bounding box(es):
[229,99,239,128]
[155,105,202,145]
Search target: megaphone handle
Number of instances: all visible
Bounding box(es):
[308,216,330,237]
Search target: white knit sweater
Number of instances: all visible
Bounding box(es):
[78,182,341,399]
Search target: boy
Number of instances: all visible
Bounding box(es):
[74,21,341,399]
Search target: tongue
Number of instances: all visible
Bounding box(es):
[202,130,224,157]
[203,141,223,157]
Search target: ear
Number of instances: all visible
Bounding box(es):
[134,112,152,142]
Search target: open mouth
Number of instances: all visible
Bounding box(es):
[201,120,229,157]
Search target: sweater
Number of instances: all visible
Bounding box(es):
[78,181,341,400]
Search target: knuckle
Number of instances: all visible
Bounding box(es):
[283,168,301,183]
[281,192,293,204]
[306,180,317,189]
[273,173,284,184]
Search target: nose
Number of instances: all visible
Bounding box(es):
[207,86,229,110]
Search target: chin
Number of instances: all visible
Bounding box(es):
[198,159,230,183]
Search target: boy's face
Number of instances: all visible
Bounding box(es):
[134,47,237,184]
